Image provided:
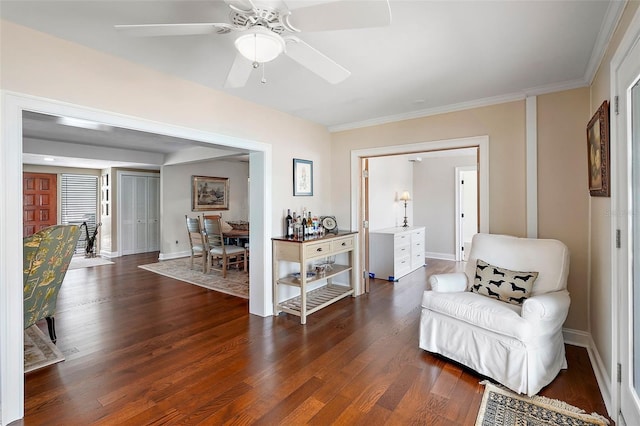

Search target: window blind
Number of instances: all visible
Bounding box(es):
[60,174,98,254]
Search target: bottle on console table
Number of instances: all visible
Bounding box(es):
[302,215,308,238]
[285,209,293,238]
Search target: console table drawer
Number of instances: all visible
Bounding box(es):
[331,235,354,252]
[305,241,332,258]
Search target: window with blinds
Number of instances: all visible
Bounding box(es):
[60,174,98,254]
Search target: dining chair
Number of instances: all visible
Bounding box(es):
[202,215,247,278]
[185,215,206,272]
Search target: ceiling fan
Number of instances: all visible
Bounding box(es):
[115,0,391,88]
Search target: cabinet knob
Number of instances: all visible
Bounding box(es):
[341,242,346,246]
[317,247,323,252]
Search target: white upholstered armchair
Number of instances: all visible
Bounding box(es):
[419,233,571,396]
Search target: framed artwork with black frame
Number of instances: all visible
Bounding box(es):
[586,100,610,197]
[191,175,229,211]
[293,158,313,196]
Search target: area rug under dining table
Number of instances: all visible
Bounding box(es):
[138,257,249,299]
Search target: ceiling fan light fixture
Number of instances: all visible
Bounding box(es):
[235,26,285,63]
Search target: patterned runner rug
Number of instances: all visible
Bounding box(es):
[476,381,609,426]
[138,257,249,299]
[24,325,65,373]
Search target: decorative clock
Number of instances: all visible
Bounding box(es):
[320,216,338,232]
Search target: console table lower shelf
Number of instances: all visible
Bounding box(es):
[277,284,354,320]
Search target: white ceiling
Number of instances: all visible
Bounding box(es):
[2,0,623,167]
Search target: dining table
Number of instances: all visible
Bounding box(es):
[223,228,249,246]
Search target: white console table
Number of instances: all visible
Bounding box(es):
[369,226,425,281]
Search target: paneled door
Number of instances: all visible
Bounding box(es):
[119,173,160,255]
[23,173,57,237]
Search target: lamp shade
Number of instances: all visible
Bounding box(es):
[235,26,286,63]
[400,191,411,201]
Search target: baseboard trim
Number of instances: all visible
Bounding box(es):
[562,327,591,347]
[425,252,456,261]
[159,251,191,261]
[562,327,613,417]
[586,334,614,417]
[99,250,119,259]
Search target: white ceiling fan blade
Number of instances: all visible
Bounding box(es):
[284,36,350,84]
[286,0,391,32]
[224,0,257,13]
[115,23,235,37]
[224,53,254,88]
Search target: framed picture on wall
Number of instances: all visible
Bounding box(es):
[586,100,610,197]
[192,176,229,211]
[293,158,313,196]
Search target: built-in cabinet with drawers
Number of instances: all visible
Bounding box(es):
[369,226,425,281]
[272,231,358,324]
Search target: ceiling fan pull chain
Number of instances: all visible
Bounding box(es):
[261,63,267,84]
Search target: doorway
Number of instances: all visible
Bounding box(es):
[1,92,272,423]
[352,136,490,294]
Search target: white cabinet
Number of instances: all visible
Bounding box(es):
[369,226,425,281]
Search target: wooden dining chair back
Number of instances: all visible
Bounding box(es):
[185,215,206,272]
[202,215,246,278]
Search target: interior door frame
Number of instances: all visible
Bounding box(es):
[350,136,490,294]
[611,6,640,423]
[0,91,273,424]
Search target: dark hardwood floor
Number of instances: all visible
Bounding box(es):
[15,254,610,425]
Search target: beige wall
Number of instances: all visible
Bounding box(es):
[537,88,590,330]
[1,20,333,240]
[331,101,527,239]
[588,0,640,386]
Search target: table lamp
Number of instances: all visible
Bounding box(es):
[399,191,411,228]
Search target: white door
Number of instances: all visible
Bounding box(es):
[456,166,478,261]
[119,173,160,255]
[120,174,136,255]
[147,176,160,251]
[617,15,640,425]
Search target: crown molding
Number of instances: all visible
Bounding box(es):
[584,0,627,86]
[329,77,588,133]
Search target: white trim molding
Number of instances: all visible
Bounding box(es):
[526,96,538,238]
[425,252,456,262]
[159,251,191,261]
[562,327,614,417]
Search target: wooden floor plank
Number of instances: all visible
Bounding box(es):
[14,254,612,425]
